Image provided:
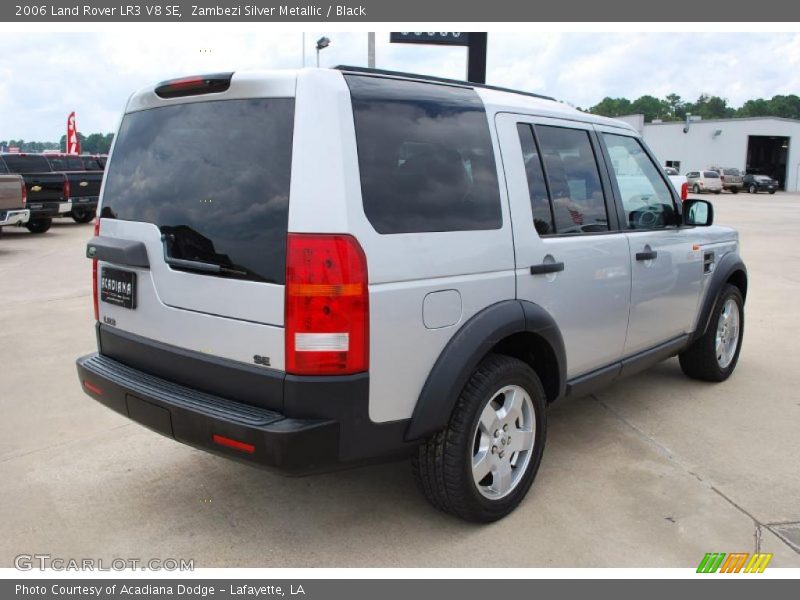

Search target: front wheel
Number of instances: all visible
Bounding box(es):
[413,354,547,522]
[749,185,757,194]
[679,284,744,382]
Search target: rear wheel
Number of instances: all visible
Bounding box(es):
[769,190,776,194]
[679,284,744,382]
[25,217,52,234]
[413,353,547,522]
[71,207,96,223]
[693,184,701,194]
[731,187,738,194]
[714,190,721,194]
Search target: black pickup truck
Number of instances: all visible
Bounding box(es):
[44,153,104,223]
[0,153,68,233]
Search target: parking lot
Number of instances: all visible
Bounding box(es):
[1,193,799,568]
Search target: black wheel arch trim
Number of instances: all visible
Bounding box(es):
[693,252,747,342]
[405,299,566,442]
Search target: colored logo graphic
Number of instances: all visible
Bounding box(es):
[697,552,773,573]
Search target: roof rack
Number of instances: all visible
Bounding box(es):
[334,65,556,102]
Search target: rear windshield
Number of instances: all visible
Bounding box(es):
[722,168,740,176]
[101,98,294,285]
[47,156,86,171]
[2,154,52,173]
[703,171,720,178]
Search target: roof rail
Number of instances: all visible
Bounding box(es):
[334,65,556,102]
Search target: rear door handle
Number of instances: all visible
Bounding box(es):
[635,251,658,261]
[530,262,565,275]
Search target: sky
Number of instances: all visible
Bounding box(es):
[1,31,799,141]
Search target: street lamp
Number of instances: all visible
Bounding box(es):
[316,36,331,67]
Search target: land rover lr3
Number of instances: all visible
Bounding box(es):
[77,68,747,522]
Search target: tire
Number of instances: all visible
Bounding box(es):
[25,217,52,234]
[693,184,701,194]
[769,190,776,194]
[412,353,547,522]
[71,207,96,223]
[749,185,757,194]
[679,284,744,382]
[714,190,721,195]
[732,187,738,194]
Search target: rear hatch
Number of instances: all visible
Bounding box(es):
[96,74,295,381]
[46,155,103,199]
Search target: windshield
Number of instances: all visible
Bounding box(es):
[100,98,294,285]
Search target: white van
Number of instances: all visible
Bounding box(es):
[78,68,746,521]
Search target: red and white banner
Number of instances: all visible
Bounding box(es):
[66,112,80,155]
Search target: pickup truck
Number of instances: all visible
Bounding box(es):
[0,154,68,233]
[0,171,30,236]
[44,153,104,223]
[664,167,688,200]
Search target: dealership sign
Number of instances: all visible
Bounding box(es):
[390,32,470,46]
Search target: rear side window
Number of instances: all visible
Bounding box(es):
[2,154,51,173]
[82,157,104,171]
[535,126,609,234]
[101,98,294,285]
[345,75,502,234]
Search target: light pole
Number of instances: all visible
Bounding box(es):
[316,36,330,67]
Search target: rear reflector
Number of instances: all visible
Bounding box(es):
[155,72,233,98]
[212,434,255,454]
[285,233,369,375]
[83,380,103,395]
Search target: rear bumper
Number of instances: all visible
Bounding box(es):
[76,353,340,474]
[25,202,60,218]
[0,209,30,226]
[70,196,99,209]
[77,326,415,473]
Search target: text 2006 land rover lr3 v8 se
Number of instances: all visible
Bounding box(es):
[77,69,747,522]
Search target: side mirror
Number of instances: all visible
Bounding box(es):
[683,199,714,226]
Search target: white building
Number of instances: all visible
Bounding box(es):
[617,114,799,191]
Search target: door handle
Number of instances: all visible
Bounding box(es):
[635,250,658,261]
[530,262,565,275]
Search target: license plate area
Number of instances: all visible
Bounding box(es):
[100,267,136,309]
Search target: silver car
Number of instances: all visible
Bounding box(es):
[77,67,747,522]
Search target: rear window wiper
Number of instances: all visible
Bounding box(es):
[160,233,247,277]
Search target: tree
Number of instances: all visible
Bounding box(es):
[629,95,671,122]
[588,97,633,118]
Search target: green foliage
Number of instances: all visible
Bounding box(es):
[0,133,113,154]
[589,93,800,122]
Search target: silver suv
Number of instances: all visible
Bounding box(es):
[77,68,747,522]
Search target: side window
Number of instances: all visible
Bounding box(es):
[536,125,609,234]
[516,123,554,235]
[602,133,677,230]
[345,75,502,234]
[0,159,7,174]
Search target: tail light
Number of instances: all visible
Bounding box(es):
[63,176,71,201]
[680,182,688,201]
[92,218,100,321]
[20,180,27,207]
[285,233,368,375]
